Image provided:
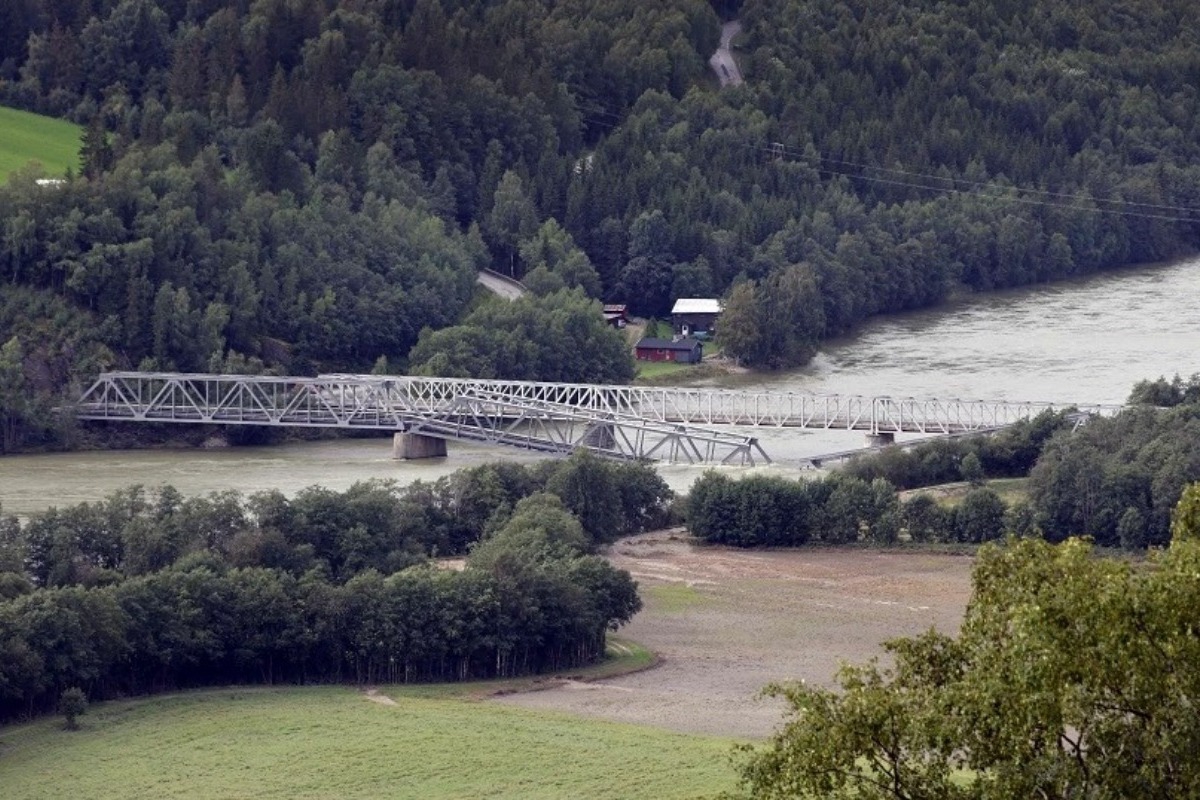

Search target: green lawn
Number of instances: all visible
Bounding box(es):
[635,359,697,380]
[0,643,737,800]
[0,105,82,183]
[912,477,1030,508]
[634,359,727,384]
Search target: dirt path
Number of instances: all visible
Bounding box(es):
[493,531,973,738]
[363,688,397,706]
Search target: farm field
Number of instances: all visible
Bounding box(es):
[0,682,738,800]
[498,531,975,737]
[1,535,975,797]
[0,105,82,182]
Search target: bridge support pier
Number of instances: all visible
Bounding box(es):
[393,432,448,460]
[865,431,895,448]
[582,422,616,450]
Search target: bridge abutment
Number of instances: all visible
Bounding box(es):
[393,432,448,460]
[865,431,895,448]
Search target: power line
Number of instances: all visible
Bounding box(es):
[567,110,1200,222]
[765,140,1200,216]
[743,141,1200,223]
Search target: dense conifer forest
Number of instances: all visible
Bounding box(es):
[1,0,1199,450]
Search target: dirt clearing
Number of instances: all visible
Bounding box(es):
[494,531,974,738]
[363,688,397,706]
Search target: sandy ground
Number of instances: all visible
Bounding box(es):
[494,531,974,738]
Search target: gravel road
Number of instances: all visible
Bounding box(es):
[710,21,744,87]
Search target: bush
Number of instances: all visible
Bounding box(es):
[955,487,1007,544]
[60,687,88,730]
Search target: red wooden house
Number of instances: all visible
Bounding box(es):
[634,337,704,364]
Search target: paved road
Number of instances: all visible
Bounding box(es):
[709,20,744,87]
[476,269,526,300]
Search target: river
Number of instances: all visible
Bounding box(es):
[2,258,1198,516]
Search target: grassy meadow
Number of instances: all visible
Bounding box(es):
[0,686,739,799]
[909,477,1031,508]
[0,641,739,800]
[633,357,727,384]
[0,105,82,182]
[634,358,698,381]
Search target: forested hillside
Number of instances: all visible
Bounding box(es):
[1,0,1198,449]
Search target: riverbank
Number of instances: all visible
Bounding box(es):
[4,256,1198,515]
[633,352,748,385]
[627,317,748,386]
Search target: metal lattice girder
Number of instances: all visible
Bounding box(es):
[74,372,771,464]
[75,372,1125,458]
[399,385,770,465]
[76,373,413,428]
[347,376,1119,433]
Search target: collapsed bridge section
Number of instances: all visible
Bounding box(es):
[73,372,769,465]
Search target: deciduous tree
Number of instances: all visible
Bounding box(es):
[738,524,1200,799]
[59,686,87,730]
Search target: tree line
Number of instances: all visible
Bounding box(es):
[1,0,1199,451]
[692,382,1200,550]
[841,410,1072,489]
[0,451,671,721]
[687,470,1010,548]
[0,492,640,722]
[0,451,672,590]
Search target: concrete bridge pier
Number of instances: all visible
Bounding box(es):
[865,431,895,448]
[393,432,448,460]
[582,422,616,449]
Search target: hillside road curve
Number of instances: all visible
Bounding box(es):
[710,21,744,87]
[476,269,526,300]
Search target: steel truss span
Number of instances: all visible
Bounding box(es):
[72,372,770,465]
[74,372,1122,463]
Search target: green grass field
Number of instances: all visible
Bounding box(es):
[634,359,727,384]
[634,359,696,380]
[913,477,1031,508]
[0,105,82,183]
[0,642,738,800]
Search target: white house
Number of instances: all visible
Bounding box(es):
[670,298,723,339]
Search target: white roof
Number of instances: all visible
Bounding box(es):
[671,298,722,315]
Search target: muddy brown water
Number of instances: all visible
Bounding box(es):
[2,257,1198,515]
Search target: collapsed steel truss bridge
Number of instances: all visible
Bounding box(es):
[74,372,1122,465]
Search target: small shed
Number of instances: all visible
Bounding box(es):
[634,337,704,364]
[602,303,628,328]
[671,298,722,339]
